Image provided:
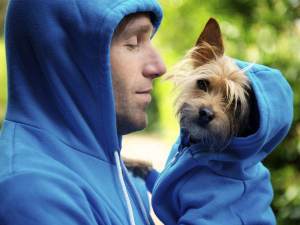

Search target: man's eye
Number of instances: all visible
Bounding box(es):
[125,44,139,50]
[196,79,209,92]
[125,36,139,50]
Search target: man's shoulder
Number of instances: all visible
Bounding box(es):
[0,169,88,212]
[0,136,74,178]
[0,165,84,194]
[0,169,99,225]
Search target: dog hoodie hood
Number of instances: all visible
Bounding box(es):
[152,61,293,225]
[0,0,162,224]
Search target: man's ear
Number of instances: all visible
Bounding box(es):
[191,18,224,67]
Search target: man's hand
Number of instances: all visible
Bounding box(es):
[122,157,153,180]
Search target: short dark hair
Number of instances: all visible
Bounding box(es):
[113,12,151,38]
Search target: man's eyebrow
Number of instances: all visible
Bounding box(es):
[122,24,154,38]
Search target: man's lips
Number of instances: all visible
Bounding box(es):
[136,88,152,104]
[136,88,152,94]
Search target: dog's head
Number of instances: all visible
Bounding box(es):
[169,18,255,151]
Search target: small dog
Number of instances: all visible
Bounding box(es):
[169,18,258,151]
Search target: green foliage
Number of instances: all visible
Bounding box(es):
[0,38,6,125]
[0,0,7,36]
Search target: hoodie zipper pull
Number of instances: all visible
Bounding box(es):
[168,146,188,168]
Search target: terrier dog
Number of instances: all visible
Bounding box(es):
[169,18,258,151]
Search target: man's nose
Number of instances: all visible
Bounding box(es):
[143,48,166,79]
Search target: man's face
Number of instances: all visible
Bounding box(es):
[110,14,166,135]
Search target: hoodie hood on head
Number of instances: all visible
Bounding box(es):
[4,0,162,162]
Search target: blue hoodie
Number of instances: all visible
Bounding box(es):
[0,0,162,224]
[152,60,293,225]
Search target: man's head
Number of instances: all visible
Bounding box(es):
[110,13,166,135]
[4,0,164,157]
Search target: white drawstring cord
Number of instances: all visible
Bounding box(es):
[114,151,136,225]
[120,160,151,225]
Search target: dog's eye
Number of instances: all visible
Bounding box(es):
[197,79,209,92]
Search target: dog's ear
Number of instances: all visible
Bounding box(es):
[191,18,224,67]
[196,18,224,52]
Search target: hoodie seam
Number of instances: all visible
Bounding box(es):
[9,123,16,174]
[9,120,111,164]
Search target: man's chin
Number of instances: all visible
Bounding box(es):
[130,116,148,133]
[118,114,148,135]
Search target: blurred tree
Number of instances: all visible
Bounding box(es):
[0,0,7,125]
[0,0,7,35]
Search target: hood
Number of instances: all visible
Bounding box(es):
[166,60,293,179]
[231,61,293,159]
[4,0,162,162]
[222,60,293,177]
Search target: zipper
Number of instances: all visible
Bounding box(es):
[153,145,189,195]
[167,146,189,169]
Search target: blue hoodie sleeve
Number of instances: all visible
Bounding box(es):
[152,62,293,225]
[0,172,102,225]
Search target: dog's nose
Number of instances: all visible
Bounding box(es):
[198,107,214,126]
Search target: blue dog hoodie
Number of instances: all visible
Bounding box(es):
[152,61,293,225]
[0,0,162,225]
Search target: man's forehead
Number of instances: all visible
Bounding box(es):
[114,13,154,38]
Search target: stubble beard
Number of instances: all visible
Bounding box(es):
[116,104,148,135]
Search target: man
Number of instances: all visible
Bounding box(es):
[0,0,164,224]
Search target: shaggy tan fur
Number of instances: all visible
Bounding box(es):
[166,18,254,150]
[168,45,251,118]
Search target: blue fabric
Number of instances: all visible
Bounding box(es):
[152,61,293,225]
[146,169,160,193]
[127,171,152,221]
[0,0,162,224]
